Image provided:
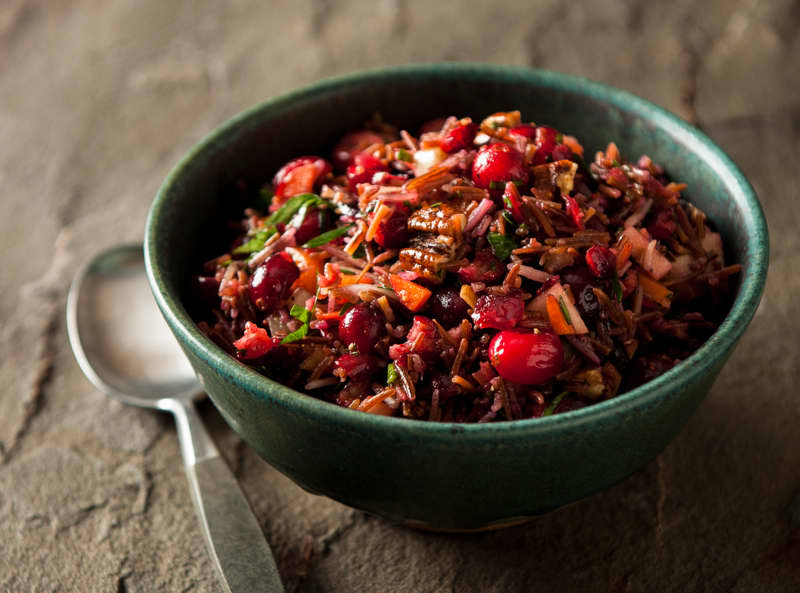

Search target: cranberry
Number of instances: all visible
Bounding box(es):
[405,315,438,355]
[471,143,529,190]
[292,207,331,245]
[429,288,470,328]
[338,303,384,354]
[471,294,524,330]
[273,156,331,199]
[565,196,584,229]
[575,285,601,321]
[585,245,617,278]
[648,209,677,240]
[457,250,504,283]
[334,353,377,381]
[550,144,573,161]
[532,126,558,165]
[248,253,300,312]
[509,124,537,139]
[440,122,478,153]
[346,153,388,190]
[333,130,385,170]
[233,322,281,361]
[374,207,410,249]
[488,330,564,385]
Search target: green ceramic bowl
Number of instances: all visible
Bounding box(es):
[145,64,768,531]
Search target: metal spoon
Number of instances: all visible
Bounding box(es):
[66,244,284,593]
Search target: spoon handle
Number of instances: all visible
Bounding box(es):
[168,399,284,593]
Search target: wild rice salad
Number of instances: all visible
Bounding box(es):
[193,111,740,422]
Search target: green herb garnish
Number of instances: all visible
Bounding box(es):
[557,296,573,325]
[612,273,623,302]
[232,227,277,255]
[281,305,312,344]
[397,148,412,162]
[303,224,354,248]
[555,133,563,143]
[353,244,367,259]
[543,391,569,416]
[489,180,505,191]
[429,202,442,209]
[386,363,398,385]
[487,232,516,261]
[266,193,324,225]
[501,210,515,225]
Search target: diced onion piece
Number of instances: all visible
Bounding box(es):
[412,147,447,176]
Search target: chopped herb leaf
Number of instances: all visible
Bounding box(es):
[556,133,563,143]
[340,268,356,275]
[338,302,354,316]
[543,391,569,416]
[280,324,308,344]
[396,148,412,162]
[232,227,277,255]
[429,202,442,208]
[612,159,621,167]
[303,223,354,248]
[387,363,398,385]
[489,180,505,190]
[487,232,517,261]
[219,257,232,267]
[512,180,525,187]
[267,193,324,225]
[501,210,515,225]
[289,304,311,323]
[516,223,530,236]
[557,296,573,325]
[490,121,501,129]
[612,273,623,301]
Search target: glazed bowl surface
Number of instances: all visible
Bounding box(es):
[145,63,768,530]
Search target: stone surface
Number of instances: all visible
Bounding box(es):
[1,0,798,591]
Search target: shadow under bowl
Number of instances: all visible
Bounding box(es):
[145,63,768,531]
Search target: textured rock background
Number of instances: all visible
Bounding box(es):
[1,0,798,591]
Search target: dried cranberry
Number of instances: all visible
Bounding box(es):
[575,285,601,321]
[429,288,470,328]
[405,315,438,355]
[648,209,677,240]
[509,124,537,139]
[488,330,564,385]
[440,122,478,153]
[346,153,388,190]
[273,156,331,199]
[585,245,617,278]
[292,207,331,245]
[532,126,558,164]
[471,294,524,330]
[233,322,281,361]
[457,250,504,283]
[248,253,300,312]
[333,130,385,170]
[334,354,377,381]
[338,303,384,354]
[471,143,529,190]
[374,207,410,248]
[565,196,584,229]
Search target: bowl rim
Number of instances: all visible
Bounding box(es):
[145,62,768,440]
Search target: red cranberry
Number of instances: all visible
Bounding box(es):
[405,315,438,356]
[334,353,377,381]
[488,330,564,385]
[292,207,331,245]
[585,245,617,278]
[471,294,524,330]
[429,288,470,328]
[346,153,388,190]
[471,143,529,190]
[457,250,504,283]
[647,209,677,240]
[374,207,410,248]
[338,303,384,354]
[532,126,559,164]
[509,124,537,139]
[333,130,385,170]
[248,253,300,312]
[440,122,478,153]
[273,156,331,199]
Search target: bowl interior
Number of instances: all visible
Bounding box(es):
[146,64,768,434]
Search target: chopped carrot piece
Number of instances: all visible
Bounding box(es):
[389,274,432,312]
[546,294,576,335]
[638,273,673,308]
